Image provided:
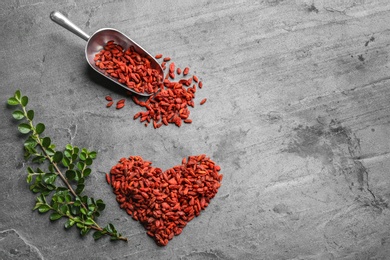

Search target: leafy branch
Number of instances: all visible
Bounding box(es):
[8,90,127,242]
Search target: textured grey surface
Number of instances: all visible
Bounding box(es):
[1,0,390,259]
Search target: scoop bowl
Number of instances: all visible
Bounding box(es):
[50,11,163,96]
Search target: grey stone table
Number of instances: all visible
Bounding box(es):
[1,1,389,259]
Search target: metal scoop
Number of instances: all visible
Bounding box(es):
[50,11,163,96]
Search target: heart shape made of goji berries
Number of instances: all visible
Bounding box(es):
[107,155,223,246]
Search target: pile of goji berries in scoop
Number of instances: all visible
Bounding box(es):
[107,155,223,246]
[94,41,163,94]
[95,41,207,128]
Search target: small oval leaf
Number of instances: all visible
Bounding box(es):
[77,162,85,171]
[14,90,21,100]
[89,151,97,159]
[42,137,51,148]
[45,148,55,156]
[64,219,74,229]
[27,110,34,120]
[38,204,51,213]
[76,183,85,195]
[93,231,104,240]
[50,212,62,221]
[36,123,45,134]
[83,168,92,177]
[64,150,72,159]
[18,123,31,134]
[84,218,94,226]
[59,205,69,215]
[24,137,37,148]
[43,173,57,184]
[52,151,63,163]
[21,96,28,106]
[12,110,24,120]
[85,158,93,166]
[65,170,76,180]
[62,157,70,167]
[73,147,79,155]
[7,97,19,106]
[79,152,87,161]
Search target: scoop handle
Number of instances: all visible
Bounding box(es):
[50,11,90,41]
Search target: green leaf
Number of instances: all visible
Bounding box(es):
[83,168,92,177]
[42,137,51,148]
[73,147,79,155]
[50,212,62,221]
[109,224,116,233]
[32,155,45,164]
[18,123,31,134]
[74,198,81,207]
[27,174,33,183]
[80,207,87,215]
[65,194,71,203]
[46,183,56,191]
[64,150,72,159]
[21,96,28,106]
[52,151,63,163]
[76,222,84,229]
[89,151,97,159]
[48,164,55,173]
[38,204,51,213]
[14,90,21,100]
[77,162,85,171]
[65,144,73,150]
[79,152,87,161]
[24,137,37,149]
[80,226,90,236]
[27,110,34,120]
[104,223,116,234]
[62,157,70,167]
[87,197,94,207]
[76,183,85,195]
[64,219,75,229]
[80,196,88,204]
[65,170,76,180]
[93,231,104,240]
[70,205,80,215]
[51,199,59,209]
[33,202,42,211]
[84,218,94,226]
[7,97,19,106]
[75,170,81,181]
[85,158,93,166]
[46,148,55,156]
[59,205,69,215]
[56,187,68,192]
[43,173,57,184]
[36,123,45,134]
[12,110,24,120]
[39,194,47,203]
[68,163,74,170]
[88,205,96,212]
[96,200,106,212]
[77,177,85,184]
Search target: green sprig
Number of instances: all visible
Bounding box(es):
[8,90,127,242]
